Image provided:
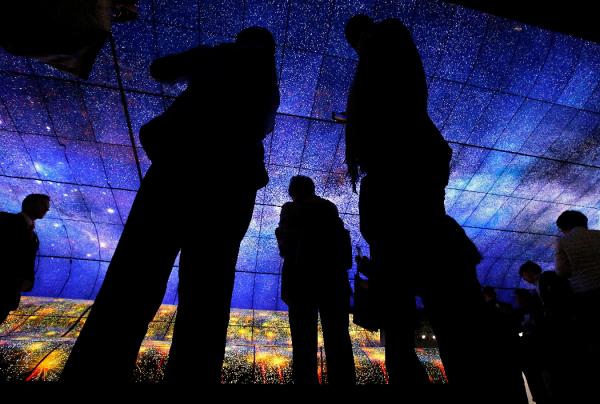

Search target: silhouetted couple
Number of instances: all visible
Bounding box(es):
[345,15,527,400]
[61,27,280,383]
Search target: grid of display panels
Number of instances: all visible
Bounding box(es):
[0,297,446,383]
[1,0,599,310]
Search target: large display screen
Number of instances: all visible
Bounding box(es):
[0,0,599,311]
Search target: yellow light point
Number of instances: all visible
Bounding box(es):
[27,342,45,352]
[254,352,272,362]
[242,329,253,339]
[36,308,55,315]
[363,348,385,362]
[254,351,290,367]
[27,351,62,382]
[269,356,290,367]
[154,342,171,354]
[46,331,57,336]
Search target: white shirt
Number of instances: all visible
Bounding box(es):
[555,226,600,294]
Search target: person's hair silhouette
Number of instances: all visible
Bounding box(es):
[556,209,588,232]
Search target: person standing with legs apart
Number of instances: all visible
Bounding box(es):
[61,27,280,383]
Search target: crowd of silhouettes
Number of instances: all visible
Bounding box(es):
[0,13,598,399]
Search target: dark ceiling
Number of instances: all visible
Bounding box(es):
[446,0,600,44]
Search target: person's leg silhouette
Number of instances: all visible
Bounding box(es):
[62,166,181,382]
[165,185,257,384]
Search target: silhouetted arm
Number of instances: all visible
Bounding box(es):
[345,56,372,192]
[20,238,36,292]
[9,219,36,292]
[149,46,213,83]
[275,202,292,258]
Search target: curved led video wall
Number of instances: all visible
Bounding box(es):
[1,0,599,309]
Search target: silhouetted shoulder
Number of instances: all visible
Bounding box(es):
[149,44,232,83]
[377,18,410,35]
[317,197,340,216]
[281,201,294,211]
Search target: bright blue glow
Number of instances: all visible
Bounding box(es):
[253,273,283,310]
[411,0,455,77]
[198,0,244,37]
[155,0,199,29]
[529,35,583,102]
[468,17,521,90]
[269,115,308,166]
[60,259,103,299]
[286,0,332,53]
[312,56,357,120]
[435,7,486,82]
[62,140,112,187]
[442,86,494,143]
[279,50,323,116]
[0,74,51,133]
[0,0,599,310]
[302,122,341,171]
[83,87,131,145]
[256,237,281,274]
[244,0,289,47]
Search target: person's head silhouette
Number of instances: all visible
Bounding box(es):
[288,175,315,202]
[519,260,543,285]
[556,210,588,233]
[235,26,276,54]
[22,193,50,221]
[344,14,375,50]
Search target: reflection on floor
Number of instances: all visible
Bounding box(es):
[0,297,446,384]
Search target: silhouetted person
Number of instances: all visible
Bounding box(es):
[482,286,517,322]
[0,194,50,325]
[481,286,524,396]
[275,175,355,385]
[514,288,551,404]
[61,27,280,383]
[519,260,575,402]
[344,15,526,400]
[352,252,380,332]
[555,210,600,399]
[519,261,573,325]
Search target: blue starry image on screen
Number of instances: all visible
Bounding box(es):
[1,0,599,382]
